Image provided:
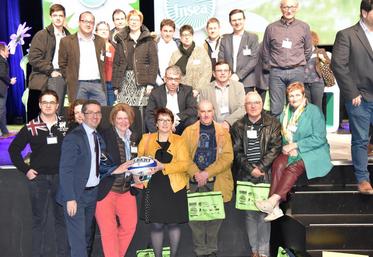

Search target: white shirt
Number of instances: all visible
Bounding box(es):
[232,34,243,73]
[360,19,373,51]
[165,87,180,116]
[83,123,100,187]
[157,37,178,85]
[214,82,230,122]
[78,33,101,80]
[52,26,66,69]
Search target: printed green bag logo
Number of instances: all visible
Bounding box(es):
[165,0,215,30]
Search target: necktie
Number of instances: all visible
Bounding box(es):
[93,131,100,177]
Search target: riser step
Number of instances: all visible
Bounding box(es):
[289,193,373,214]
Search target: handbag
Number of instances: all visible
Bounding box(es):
[136,246,170,257]
[235,181,270,211]
[315,48,335,87]
[187,191,225,221]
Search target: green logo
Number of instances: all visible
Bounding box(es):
[79,0,106,8]
[166,0,215,30]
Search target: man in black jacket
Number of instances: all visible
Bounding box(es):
[0,42,16,138]
[9,89,69,257]
[231,91,281,257]
[145,65,198,134]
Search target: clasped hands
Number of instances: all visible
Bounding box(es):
[282,142,298,157]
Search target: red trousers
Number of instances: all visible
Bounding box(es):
[270,154,305,201]
[95,191,137,257]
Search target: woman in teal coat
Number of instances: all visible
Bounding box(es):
[256,82,333,221]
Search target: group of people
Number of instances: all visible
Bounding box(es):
[4,0,373,257]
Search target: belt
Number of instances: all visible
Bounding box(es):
[79,79,101,83]
[84,186,98,190]
[272,65,303,70]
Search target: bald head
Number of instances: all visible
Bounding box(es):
[198,99,215,125]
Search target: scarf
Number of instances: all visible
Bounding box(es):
[175,41,195,75]
[281,98,307,143]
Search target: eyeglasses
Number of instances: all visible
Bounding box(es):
[215,69,230,73]
[84,111,102,116]
[245,101,262,106]
[166,76,181,82]
[80,20,94,25]
[181,33,192,38]
[281,5,297,10]
[157,119,172,123]
[40,101,57,105]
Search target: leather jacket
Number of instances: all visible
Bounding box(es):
[231,112,282,183]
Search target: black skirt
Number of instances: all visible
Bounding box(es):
[140,141,188,224]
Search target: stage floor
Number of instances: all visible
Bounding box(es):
[0,125,360,166]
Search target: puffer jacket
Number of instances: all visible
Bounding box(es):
[112,25,158,89]
[231,112,282,183]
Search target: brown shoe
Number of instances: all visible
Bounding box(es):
[369,144,373,156]
[251,252,260,257]
[358,181,373,195]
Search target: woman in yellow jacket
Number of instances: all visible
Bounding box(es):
[137,107,190,257]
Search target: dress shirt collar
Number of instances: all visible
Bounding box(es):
[78,32,95,41]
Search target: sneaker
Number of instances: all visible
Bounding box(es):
[255,199,275,214]
[264,206,284,222]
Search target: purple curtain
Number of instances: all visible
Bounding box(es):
[0,0,26,121]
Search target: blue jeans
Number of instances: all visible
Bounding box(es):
[245,210,270,256]
[28,174,69,257]
[269,67,305,117]
[345,100,373,183]
[0,91,8,135]
[106,82,115,106]
[304,81,325,111]
[77,81,107,106]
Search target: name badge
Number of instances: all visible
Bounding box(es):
[247,130,257,139]
[100,51,105,61]
[131,145,138,154]
[243,47,251,56]
[211,50,218,60]
[288,125,297,133]
[220,106,229,114]
[105,51,112,58]
[282,39,292,49]
[193,59,201,65]
[47,136,58,144]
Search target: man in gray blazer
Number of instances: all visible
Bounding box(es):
[218,9,259,94]
[200,60,245,130]
[145,65,198,134]
[332,0,373,194]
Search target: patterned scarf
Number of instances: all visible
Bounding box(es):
[281,98,307,143]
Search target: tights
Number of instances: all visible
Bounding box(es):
[150,223,181,257]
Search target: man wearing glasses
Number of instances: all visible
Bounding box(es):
[145,65,198,134]
[9,89,70,257]
[262,0,312,117]
[59,11,107,106]
[200,60,246,131]
[28,4,70,118]
[57,100,103,257]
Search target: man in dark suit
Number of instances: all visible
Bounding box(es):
[145,65,198,135]
[57,100,102,257]
[218,9,259,94]
[332,0,373,194]
[0,42,16,138]
[59,11,106,106]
